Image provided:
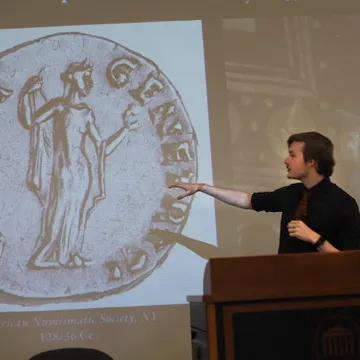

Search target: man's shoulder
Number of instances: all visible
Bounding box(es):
[276,182,303,193]
[330,181,358,205]
[253,182,303,199]
[287,182,303,190]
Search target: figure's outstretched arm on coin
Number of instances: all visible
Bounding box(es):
[104,126,129,156]
[104,103,140,156]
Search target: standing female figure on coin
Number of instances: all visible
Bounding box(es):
[19,60,138,269]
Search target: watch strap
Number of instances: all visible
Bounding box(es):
[315,235,326,249]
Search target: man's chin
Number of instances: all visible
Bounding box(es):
[287,172,295,179]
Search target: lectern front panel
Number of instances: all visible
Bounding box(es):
[225,304,360,360]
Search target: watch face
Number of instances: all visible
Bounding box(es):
[0,32,197,304]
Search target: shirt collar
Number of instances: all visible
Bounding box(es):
[303,177,331,194]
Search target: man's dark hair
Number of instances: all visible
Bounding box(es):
[287,132,335,177]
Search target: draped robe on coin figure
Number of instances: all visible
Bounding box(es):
[18,61,137,269]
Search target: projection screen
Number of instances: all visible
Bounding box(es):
[1,0,360,359]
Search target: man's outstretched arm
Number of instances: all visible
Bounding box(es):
[168,183,252,209]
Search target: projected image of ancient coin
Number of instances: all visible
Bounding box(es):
[0,32,197,303]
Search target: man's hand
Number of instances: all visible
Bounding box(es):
[287,220,320,244]
[168,183,205,200]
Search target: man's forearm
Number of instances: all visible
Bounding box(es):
[308,233,339,253]
[317,241,339,253]
[200,184,252,209]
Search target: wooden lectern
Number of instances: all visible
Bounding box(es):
[188,251,360,360]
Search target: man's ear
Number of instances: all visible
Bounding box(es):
[307,159,316,168]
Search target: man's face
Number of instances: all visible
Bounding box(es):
[73,69,93,97]
[284,141,311,180]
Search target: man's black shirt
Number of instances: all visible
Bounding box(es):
[251,177,360,254]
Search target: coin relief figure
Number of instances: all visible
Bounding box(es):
[18,61,139,269]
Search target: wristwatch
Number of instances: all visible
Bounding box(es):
[315,235,326,249]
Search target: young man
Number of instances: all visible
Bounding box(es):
[169,132,360,254]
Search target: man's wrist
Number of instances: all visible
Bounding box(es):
[198,183,206,192]
[310,232,327,249]
[309,232,320,245]
[315,235,327,249]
